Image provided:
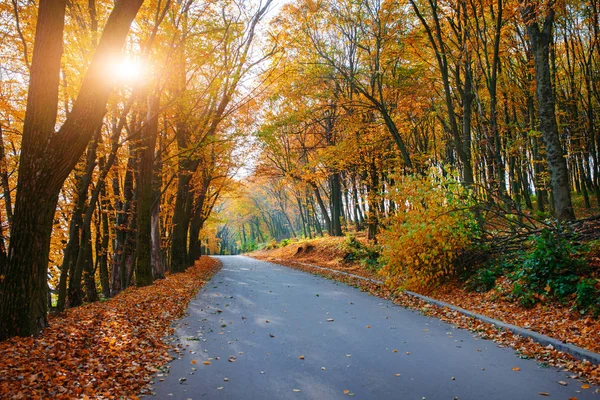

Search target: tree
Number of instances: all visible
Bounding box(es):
[520,0,575,220]
[0,0,144,340]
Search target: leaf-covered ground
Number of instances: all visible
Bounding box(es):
[0,257,221,399]
[251,246,600,386]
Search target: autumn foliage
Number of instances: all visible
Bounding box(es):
[379,172,479,292]
[0,257,221,399]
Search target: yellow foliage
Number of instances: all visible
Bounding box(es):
[379,170,478,293]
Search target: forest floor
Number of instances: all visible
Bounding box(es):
[250,236,600,385]
[0,257,221,399]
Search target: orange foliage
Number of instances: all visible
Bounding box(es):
[0,257,221,399]
[379,173,479,292]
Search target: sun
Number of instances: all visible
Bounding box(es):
[112,58,146,84]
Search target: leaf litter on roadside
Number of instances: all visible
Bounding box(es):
[0,257,221,399]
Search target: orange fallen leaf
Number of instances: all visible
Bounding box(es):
[203,361,211,365]
[191,360,197,365]
[299,355,305,360]
[512,367,520,371]
[344,390,350,394]
[539,392,550,396]
[392,349,398,353]
[581,384,590,389]
[366,325,371,328]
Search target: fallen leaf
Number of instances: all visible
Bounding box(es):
[393,349,398,353]
[327,318,334,322]
[293,389,301,392]
[217,387,223,390]
[344,390,350,394]
[406,352,410,355]
[203,361,211,365]
[558,381,568,386]
[269,333,275,338]
[512,367,520,371]
[581,384,590,389]
[366,325,371,328]
[539,392,550,396]
[224,378,229,382]
[394,374,401,377]
[299,355,305,360]
[191,360,197,365]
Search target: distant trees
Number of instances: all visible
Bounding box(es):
[223,0,600,249]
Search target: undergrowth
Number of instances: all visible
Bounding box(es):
[465,226,600,315]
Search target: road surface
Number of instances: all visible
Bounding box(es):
[151,255,598,399]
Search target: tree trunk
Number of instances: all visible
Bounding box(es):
[135,95,159,287]
[521,2,575,220]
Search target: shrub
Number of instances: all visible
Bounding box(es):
[342,235,382,271]
[241,239,258,253]
[508,227,590,308]
[466,267,499,293]
[575,278,600,314]
[279,238,293,247]
[379,171,479,292]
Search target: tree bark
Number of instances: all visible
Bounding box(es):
[521,1,575,220]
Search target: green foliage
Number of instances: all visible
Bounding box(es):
[575,278,600,315]
[279,238,294,248]
[379,171,480,292]
[466,265,501,293]
[241,239,259,253]
[508,227,590,309]
[342,235,382,271]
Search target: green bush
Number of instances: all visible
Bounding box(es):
[279,238,293,247]
[342,236,382,271]
[575,278,600,314]
[466,267,500,293]
[509,227,589,307]
[241,239,258,253]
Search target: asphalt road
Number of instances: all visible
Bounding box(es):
[151,255,598,399]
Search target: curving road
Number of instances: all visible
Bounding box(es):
[151,256,598,399]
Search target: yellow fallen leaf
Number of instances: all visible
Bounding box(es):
[512,367,520,371]
[394,374,401,377]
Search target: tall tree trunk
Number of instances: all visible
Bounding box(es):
[521,2,575,220]
[135,95,159,287]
